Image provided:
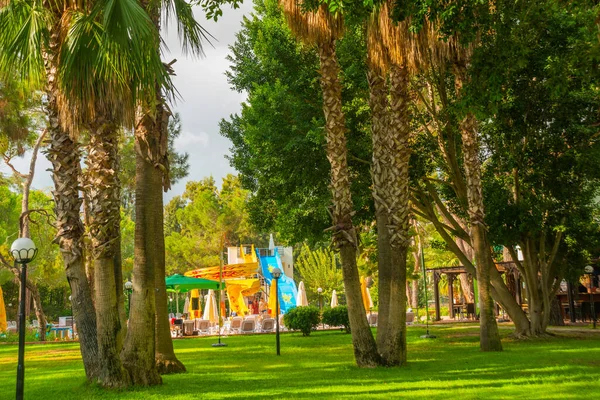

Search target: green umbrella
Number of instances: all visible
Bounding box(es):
[165,274,225,293]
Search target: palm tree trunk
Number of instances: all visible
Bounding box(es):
[457,110,503,351]
[44,23,100,379]
[367,68,392,357]
[155,187,185,373]
[381,64,411,365]
[318,39,380,368]
[85,117,130,387]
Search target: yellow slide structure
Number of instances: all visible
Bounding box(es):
[225,279,261,317]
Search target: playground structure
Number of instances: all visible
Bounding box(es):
[185,244,298,317]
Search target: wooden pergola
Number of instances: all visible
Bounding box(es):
[425,262,523,321]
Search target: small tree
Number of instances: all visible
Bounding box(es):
[283,306,320,336]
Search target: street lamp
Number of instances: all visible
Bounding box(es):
[584,266,596,329]
[272,267,282,356]
[124,280,133,318]
[10,237,38,400]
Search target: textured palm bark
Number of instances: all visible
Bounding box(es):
[121,119,163,386]
[85,119,130,387]
[318,39,380,367]
[381,65,410,365]
[458,110,503,352]
[155,184,185,374]
[367,69,392,356]
[44,22,100,380]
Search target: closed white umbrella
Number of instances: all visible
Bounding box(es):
[183,295,190,317]
[331,289,338,308]
[203,290,219,323]
[296,281,309,307]
[269,233,275,250]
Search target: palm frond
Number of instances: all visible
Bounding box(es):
[279,0,343,45]
[58,0,170,130]
[162,0,213,57]
[0,0,50,84]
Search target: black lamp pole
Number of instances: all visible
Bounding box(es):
[11,238,38,400]
[585,266,596,329]
[273,267,282,356]
[420,249,436,339]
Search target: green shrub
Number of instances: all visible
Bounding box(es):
[322,305,350,333]
[283,306,320,336]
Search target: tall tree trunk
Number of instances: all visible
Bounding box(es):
[152,98,185,374]
[367,68,392,358]
[457,110,503,352]
[121,147,162,385]
[44,23,100,379]
[318,39,380,368]
[85,118,130,387]
[155,185,185,373]
[381,64,411,365]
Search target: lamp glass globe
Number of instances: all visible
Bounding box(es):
[10,238,37,263]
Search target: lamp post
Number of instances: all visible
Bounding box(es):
[584,266,596,329]
[272,267,282,356]
[212,244,227,347]
[124,280,133,318]
[420,249,436,339]
[10,237,38,400]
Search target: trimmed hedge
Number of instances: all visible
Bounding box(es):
[283,306,320,336]
[322,305,350,333]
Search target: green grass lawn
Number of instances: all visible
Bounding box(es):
[0,324,599,399]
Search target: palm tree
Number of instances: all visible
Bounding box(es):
[280,0,380,367]
[121,0,207,380]
[0,0,168,385]
[366,1,424,365]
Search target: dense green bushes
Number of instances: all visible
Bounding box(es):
[322,306,350,333]
[283,306,320,336]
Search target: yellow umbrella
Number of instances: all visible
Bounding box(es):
[360,277,373,312]
[0,287,7,332]
[203,290,219,323]
[268,282,280,318]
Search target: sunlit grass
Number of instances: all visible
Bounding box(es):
[0,325,598,399]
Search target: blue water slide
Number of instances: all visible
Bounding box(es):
[257,248,297,313]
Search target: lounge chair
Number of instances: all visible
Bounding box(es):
[196,319,212,335]
[229,317,243,334]
[261,318,275,333]
[7,321,17,334]
[240,319,256,334]
[183,320,196,336]
[368,313,378,327]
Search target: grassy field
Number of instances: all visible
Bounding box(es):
[0,324,599,399]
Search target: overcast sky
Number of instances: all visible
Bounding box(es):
[0,2,254,202]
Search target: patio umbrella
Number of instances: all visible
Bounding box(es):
[269,233,275,250]
[0,287,6,332]
[183,295,190,317]
[331,289,338,308]
[296,281,308,307]
[360,277,373,312]
[203,290,218,323]
[165,274,224,292]
[268,283,280,318]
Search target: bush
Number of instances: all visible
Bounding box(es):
[322,305,350,333]
[283,306,320,336]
